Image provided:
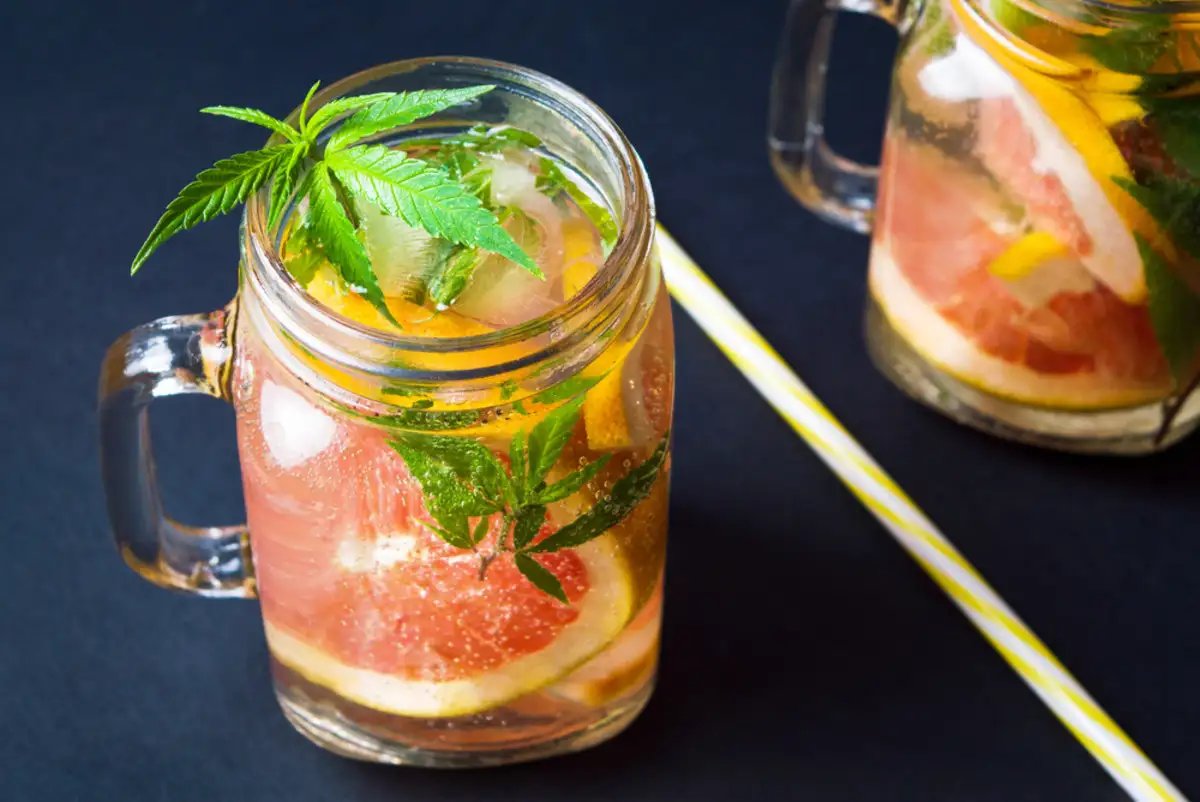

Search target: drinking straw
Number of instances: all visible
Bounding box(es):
[656,224,1186,802]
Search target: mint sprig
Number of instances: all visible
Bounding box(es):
[388,398,669,602]
[130,81,537,328]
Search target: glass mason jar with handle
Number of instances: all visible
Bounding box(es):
[772,0,1200,454]
[99,58,674,767]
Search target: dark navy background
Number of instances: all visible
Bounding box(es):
[4,0,1197,799]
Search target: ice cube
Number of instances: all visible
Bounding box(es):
[260,380,338,468]
[489,155,539,206]
[450,191,566,328]
[356,200,440,297]
[918,34,1016,102]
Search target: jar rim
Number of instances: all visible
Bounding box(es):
[240,56,655,386]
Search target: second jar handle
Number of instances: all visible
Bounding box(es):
[98,303,256,599]
[768,0,901,234]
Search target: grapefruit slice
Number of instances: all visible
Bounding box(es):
[961,18,1166,302]
[872,136,1170,406]
[552,584,662,707]
[237,337,638,719]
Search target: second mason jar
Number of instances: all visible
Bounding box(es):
[773,0,1200,453]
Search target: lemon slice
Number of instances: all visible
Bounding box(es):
[264,534,635,718]
[987,232,1096,307]
[987,231,1069,280]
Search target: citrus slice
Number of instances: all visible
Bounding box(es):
[872,136,1170,406]
[953,2,1164,302]
[581,284,675,451]
[551,584,662,707]
[872,245,1168,406]
[237,337,637,718]
[260,530,635,718]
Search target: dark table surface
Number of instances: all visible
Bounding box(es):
[5,0,1198,799]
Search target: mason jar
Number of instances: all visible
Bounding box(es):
[771,0,1200,453]
[99,57,674,766]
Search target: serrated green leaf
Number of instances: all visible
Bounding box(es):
[1136,234,1200,383]
[514,553,568,603]
[304,92,397,138]
[298,81,321,133]
[509,429,527,503]
[301,163,399,328]
[472,516,492,546]
[528,432,669,554]
[473,126,543,152]
[281,221,324,286]
[200,106,301,142]
[525,396,585,490]
[131,145,294,274]
[531,375,603,405]
[420,515,474,550]
[391,433,507,505]
[1147,102,1200,178]
[327,86,496,151]
[1115,175,1200,292]
[513,505,548,551]
[536,158,618,246]
[1080,14,1171,75]
[427,246,482,306]
[371,407,483,431]
[326,144,537,272]
[538,455,610,504]
[267,143,309,231]
[389,439,503,523]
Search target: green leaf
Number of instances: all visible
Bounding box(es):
[538,455,611,504]
[200,106,301,142]
[371,407,483,431]
[298,81,321,134]
[528,432,669,554]
[514,553,568,603]
[300,163,399,328]
[1146,102,1200,178]
[1115,175,1200,289]
[499,379,519,401]
[472,516,492,546]
[131,145,295,274]
[509,429,527,502]
[1080,15,1171,75]
[525,395,585,491]
[327,86,496,150]
[426,246,482,306]
[472,126,543,152]
[389,439,503,523]
[513,505,548,550]
[536,158,618,246]
[1136,234,1200,383]
[281,221,324,286]
[391,432,507,505]
[267,143,309,231]
[531,374,603,405]
[420,516,474,550]
[326,144,538,273]
[304,92,397,138]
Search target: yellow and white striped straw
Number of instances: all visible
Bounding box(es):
[656,224,1185,802]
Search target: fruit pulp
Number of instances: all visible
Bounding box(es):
[234,131,674,764]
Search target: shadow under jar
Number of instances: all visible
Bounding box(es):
[99,58,674,767]
[771,0,1200,454]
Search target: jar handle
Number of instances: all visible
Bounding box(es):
[98,303,256,598]
[768,0,902,234]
